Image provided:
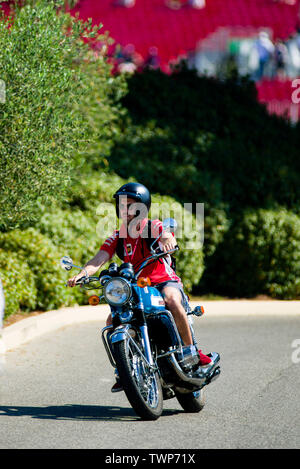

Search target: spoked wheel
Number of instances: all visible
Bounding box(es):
[175,388,205,413]
[113,339,163,420]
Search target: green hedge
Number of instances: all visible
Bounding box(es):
[64,171,130,212]
[0,228,79,315]
[200,208,300,299]
[0,251,37,317]
[36,204,102,264]
[202,204,230,259]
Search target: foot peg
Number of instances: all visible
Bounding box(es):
[193,352,221,384]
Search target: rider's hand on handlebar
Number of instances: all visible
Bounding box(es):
[159,232,177,253]
[67,274,85,287]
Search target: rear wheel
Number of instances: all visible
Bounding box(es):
[175,388,205,413]
[113,339,163,420]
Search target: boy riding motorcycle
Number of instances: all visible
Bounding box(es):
[68,182,211,391]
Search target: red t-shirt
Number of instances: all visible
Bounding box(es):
[100,218,181,285]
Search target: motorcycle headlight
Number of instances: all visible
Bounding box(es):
[103,278,131,306]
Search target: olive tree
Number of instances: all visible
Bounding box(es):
[0,0,125,231]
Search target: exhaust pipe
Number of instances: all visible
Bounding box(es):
[168,352,220,390]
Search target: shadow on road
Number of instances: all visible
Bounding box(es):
[0,404,182,422]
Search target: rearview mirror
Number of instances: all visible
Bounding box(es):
[60,256,73,271]
[162,218,177,233]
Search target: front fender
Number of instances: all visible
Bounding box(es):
[110,325,132,344]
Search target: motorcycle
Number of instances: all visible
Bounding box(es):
[60,218,220,420]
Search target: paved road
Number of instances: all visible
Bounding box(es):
[0,310,299,449]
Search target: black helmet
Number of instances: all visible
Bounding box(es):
[113,182,151,218]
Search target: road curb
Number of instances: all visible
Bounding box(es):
[0,304,111,354]
[0,300,299,354]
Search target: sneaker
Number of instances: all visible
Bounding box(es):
[198,350,212,367]
[111,379,124,393]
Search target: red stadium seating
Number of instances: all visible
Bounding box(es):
[69,0,300,120]
[257,78,300,122]
[2,0,300,119]
[70,0,300,65]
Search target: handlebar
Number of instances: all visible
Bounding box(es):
[153,245,179,257]
[65,245,179,287]
[65,275,100,288]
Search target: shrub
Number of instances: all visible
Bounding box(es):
[0,0,125,231]
[64,170,130,212]
[0,228,80,311]
[0,250,37,317]
[36,203,102,263]
[202,204,230,259]
[201,208,300,299]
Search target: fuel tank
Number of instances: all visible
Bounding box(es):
[138,285,166,314]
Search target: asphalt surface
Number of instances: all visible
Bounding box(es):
[0,310,299,449]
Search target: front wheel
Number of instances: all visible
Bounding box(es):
[113,339,163,420]
[175,388,205,413]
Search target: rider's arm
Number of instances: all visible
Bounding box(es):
[151,219,177,253]
[68,230,120,287]
[68,250,110,287]
[83,250,111,275]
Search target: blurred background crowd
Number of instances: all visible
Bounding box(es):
[66,0,300,123]
[111,0,300,82]
[111,28,300,80]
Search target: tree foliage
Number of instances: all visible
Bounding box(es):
[0,0,126,231]
[109,66,300,213]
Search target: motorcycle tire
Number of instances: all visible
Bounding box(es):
[113,339,163,421]
[175,388,205,413]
